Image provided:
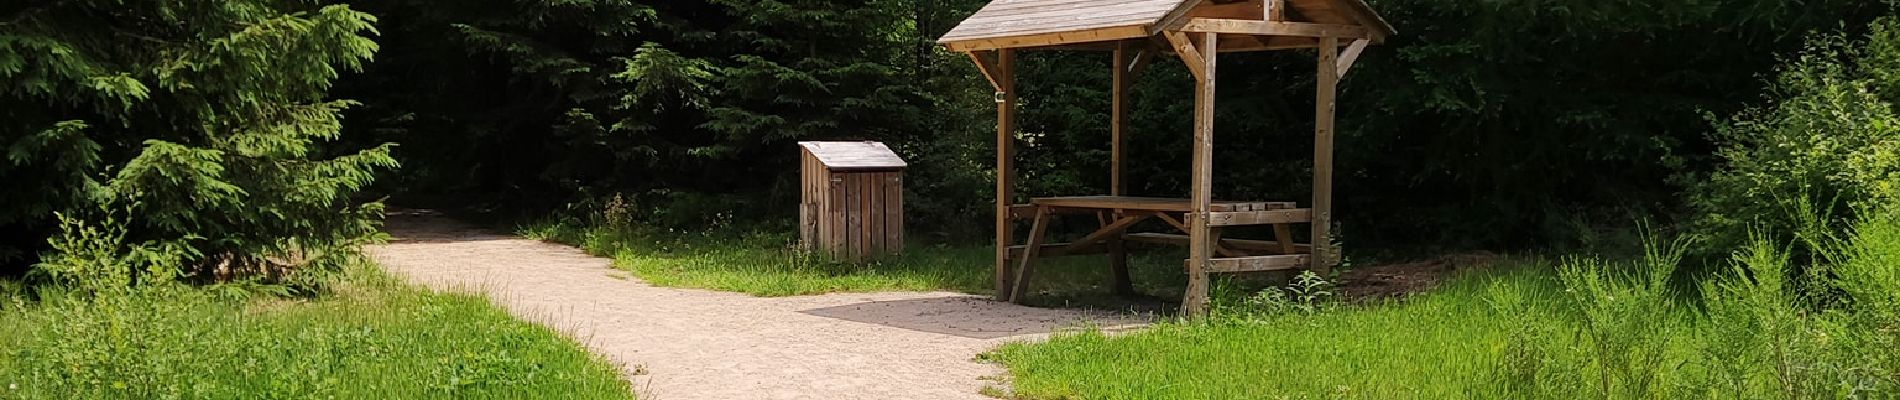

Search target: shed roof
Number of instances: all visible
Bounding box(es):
[799,141,907,171]
[938,0,1394,52]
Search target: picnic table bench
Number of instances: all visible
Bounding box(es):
[1003,196,1315,302]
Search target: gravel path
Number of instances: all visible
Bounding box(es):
[366,214,1148,400]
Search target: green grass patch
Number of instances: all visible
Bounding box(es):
[986,216,1900,399]
[520,219,1194,301]
[986,266,1565,399]
[0,265,633,399]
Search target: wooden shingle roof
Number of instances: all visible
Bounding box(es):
[798,141,907,171]
[937,0,1183,47]
[938,0,1394,52]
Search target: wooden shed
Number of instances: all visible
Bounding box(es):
[798,141,907,262]
[941,0,1394,315]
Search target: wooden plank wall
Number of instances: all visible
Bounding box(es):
[801,155,904,263]
[800,149,822,252]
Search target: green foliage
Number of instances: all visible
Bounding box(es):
[1212,271,1336,319]
[1690,17,1900,253]
[1549,243,1688,398]
[337,0,991,233]
[331,0,1891,253]
[1,2,394,277]
[33,213,183,296]
[999,0,1888,253]
[0,265,632,399]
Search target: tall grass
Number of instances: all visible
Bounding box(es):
[0,265,633,399]
[988,214,1900,399]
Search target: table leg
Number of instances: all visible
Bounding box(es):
[1010,207,1052,303]
[1272,223,1297,255]
[1108,210,1134,296]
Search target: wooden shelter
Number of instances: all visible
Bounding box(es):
[798,141,907,263]
[940,0,1393,315]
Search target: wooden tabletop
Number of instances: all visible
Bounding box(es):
[1030,196,1294,212]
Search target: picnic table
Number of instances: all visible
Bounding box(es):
[1004,196,1315,302]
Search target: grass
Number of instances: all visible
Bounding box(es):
[520,218,1196,304]
[985,217,1900,399]
[0,264,634,399]
[985,266,1564,399]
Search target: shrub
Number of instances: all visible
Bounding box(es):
[2,2,394,278]
[1492,213,1900,399]
[32,213,180,296]
[1689,17,1900,254]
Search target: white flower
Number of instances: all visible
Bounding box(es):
[7,383,15,390]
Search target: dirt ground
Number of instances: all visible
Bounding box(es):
[365,214,1148,400]
[1336,253,1500,301]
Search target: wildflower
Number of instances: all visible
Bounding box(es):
[8,383,16,390]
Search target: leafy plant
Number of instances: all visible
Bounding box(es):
[1552,237,1691,398]
[32,213,181,296]
[1688,17,1900,255]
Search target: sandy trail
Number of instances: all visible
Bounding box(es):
[366,214,1148,400]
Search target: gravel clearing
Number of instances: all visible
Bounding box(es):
[366,214,1148,400]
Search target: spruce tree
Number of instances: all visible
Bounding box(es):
[1,2,391,277]
[338,0,959,227]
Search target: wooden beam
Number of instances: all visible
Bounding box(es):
[1156,212,1190,233]
[1210,228,1244,258]
[1207,209,1313,226]
[1337,38,1370,77]
[1150,0,1208,34]
[1313,36,1339,274]
[1178,19,1371,38]
[1123,233,1313,254]
[1184,31,1219,318]
[1205,255,1311,273]
[1272,223,1298,255]
[1009,204,1096,220]
[944,25,1152,52]
[1187,0,1266,20]
[1008,241,1111,259]
[966,51,1003,92]
[1129,47,1155,76]
[993,48,1017,300]
[1216,36,1321,52]
[1162,31,1207,81]
[1266,0,1285,21]
[1063,213,1151,254]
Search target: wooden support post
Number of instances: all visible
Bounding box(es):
[1313,37,1339,275]
[1184,32,1218,317]
[1111,43,1131,196]
[993,49,1018,300]
[1108,42,1135,296]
